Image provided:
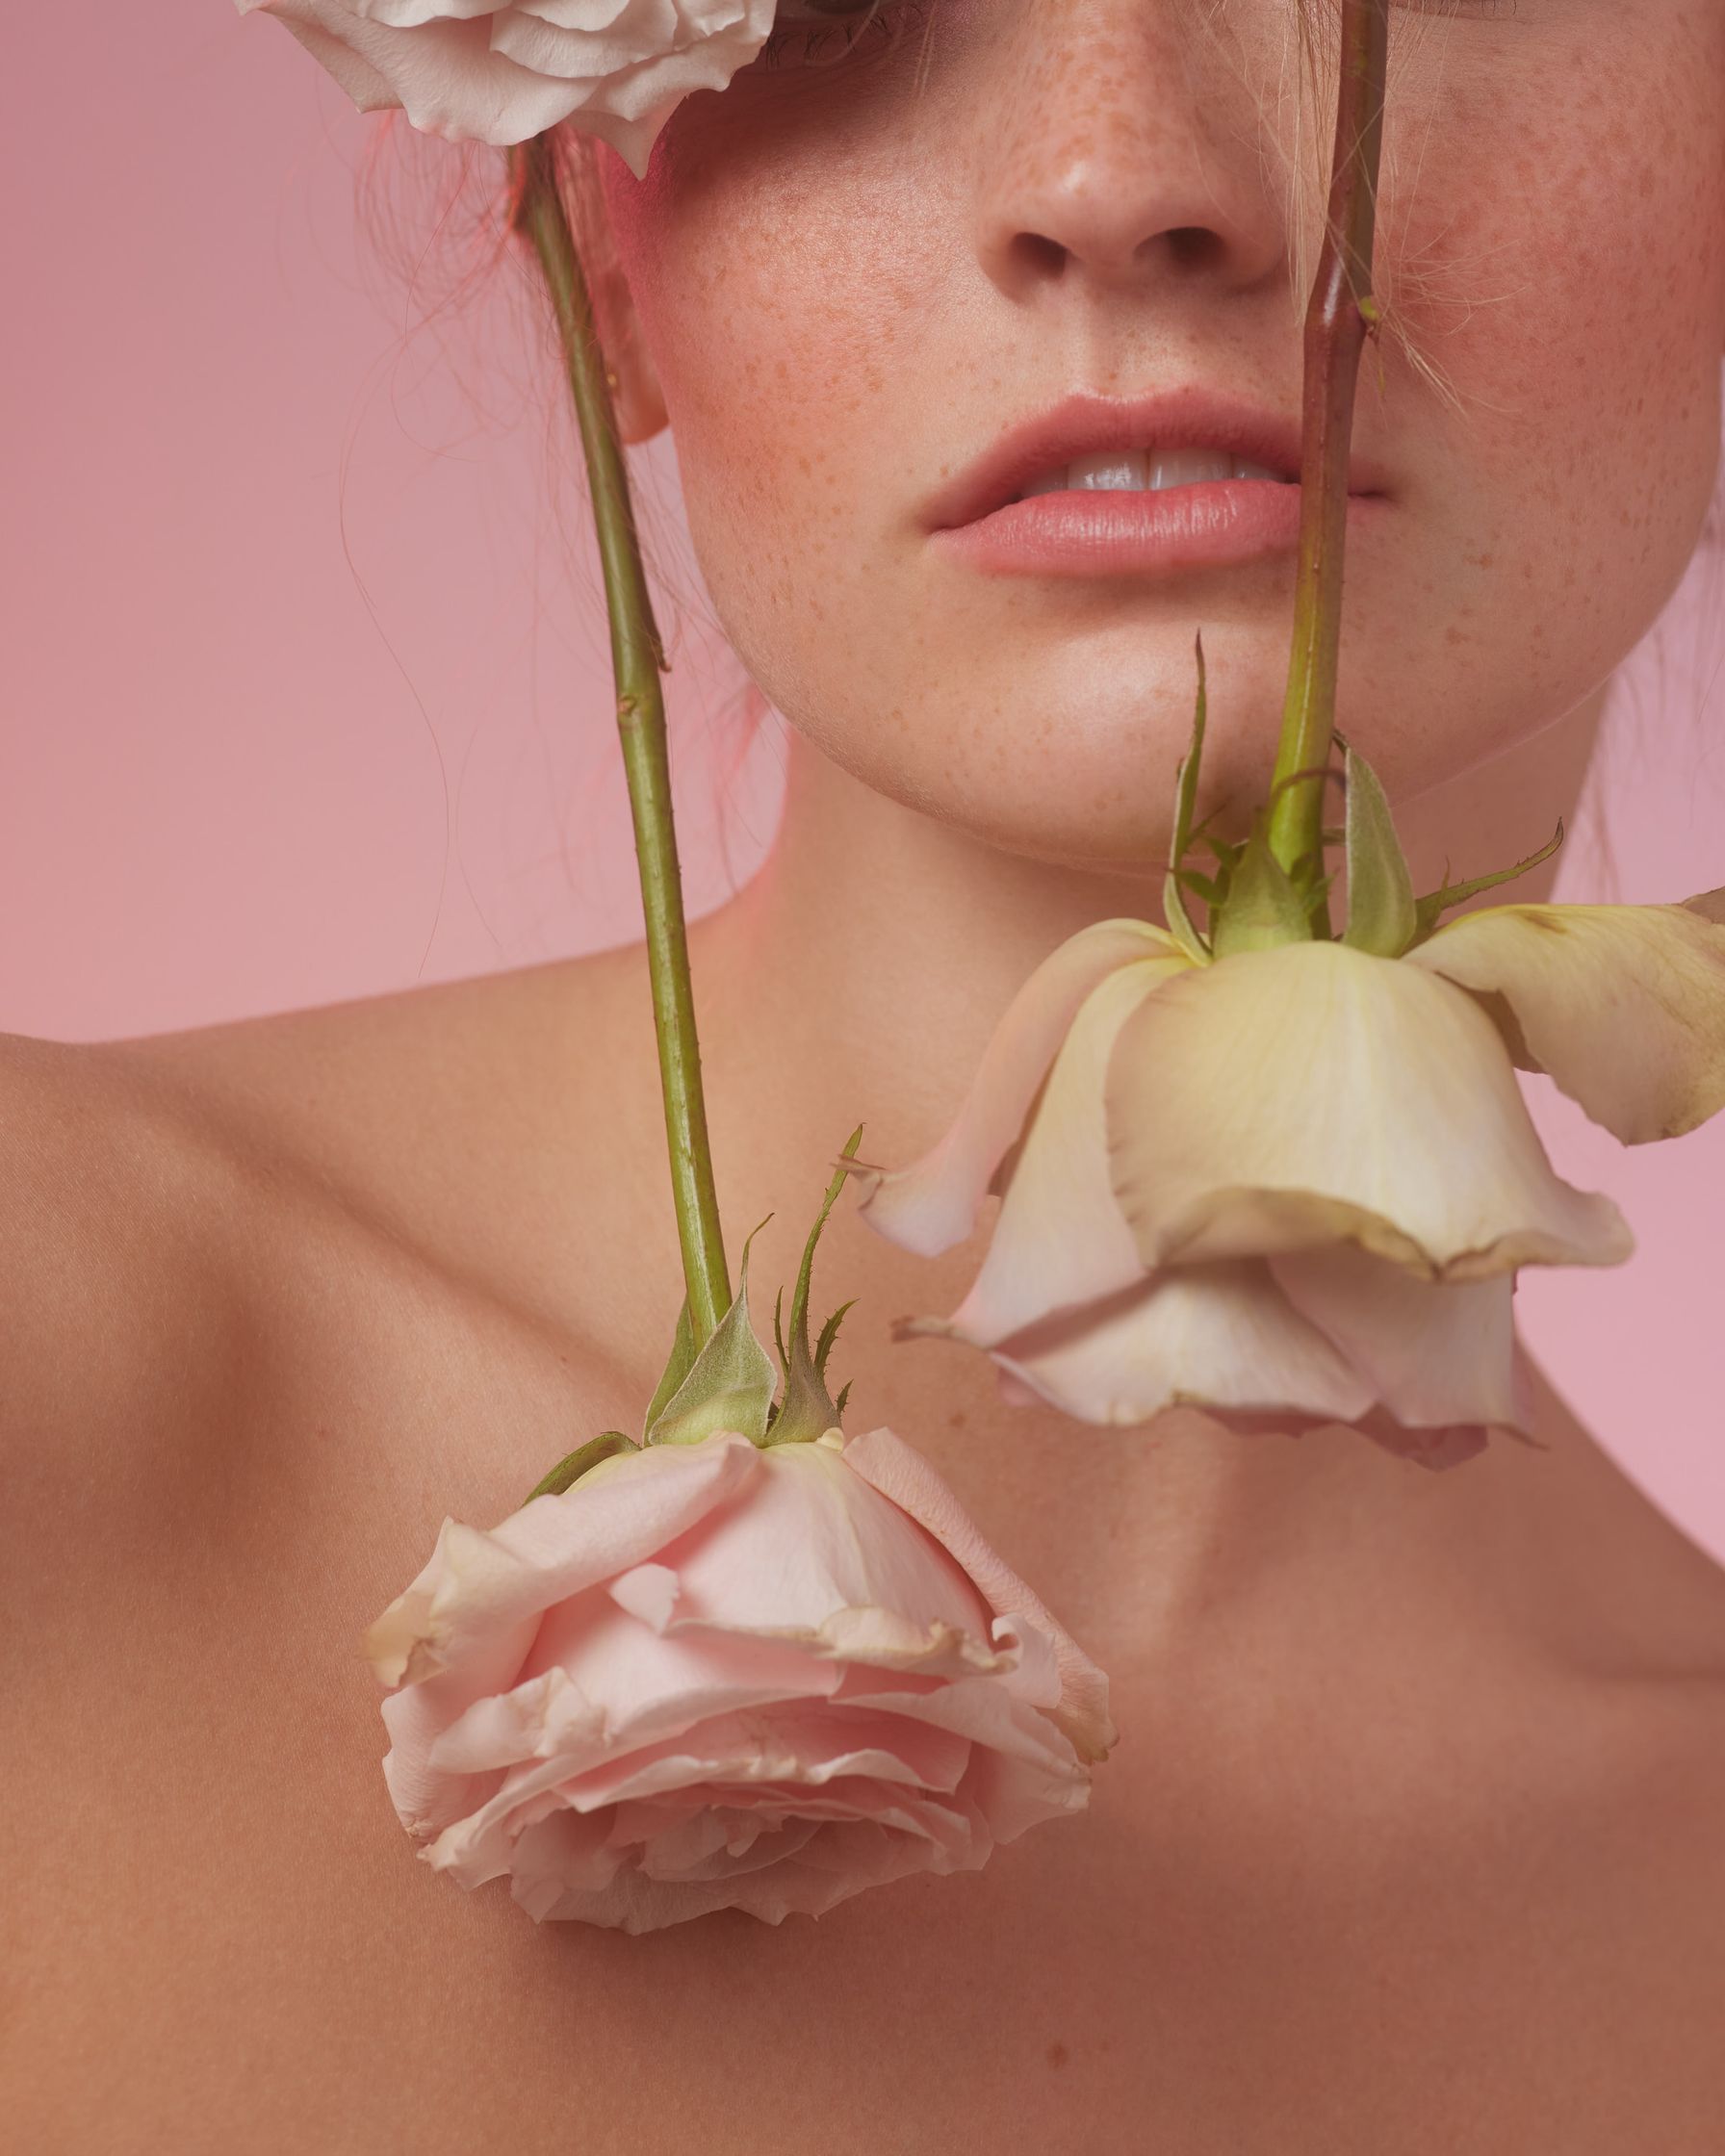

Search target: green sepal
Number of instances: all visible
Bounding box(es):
[766,1130,862,1448]
[1340,740,1417,957]
[1211,816,1312,957]
[814,1298,857,1379]
[835,1378,853,1421]
[644,1223,778,1449]
[1162,631,1214,964]
[639,1296,696,1443]
[525,1428,636,1503]
[1410,821,1565,945]
[1194,826,1246,867]
[1174,868,1223,908]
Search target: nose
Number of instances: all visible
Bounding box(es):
[973,0,1288,303]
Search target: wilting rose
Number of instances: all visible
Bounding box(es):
[236,0,779,178]
[365,1426,1113,1933]
[855,898,1725,1469]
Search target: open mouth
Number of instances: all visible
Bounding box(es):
[1007,449,1296,502]
[922,387,1390,537]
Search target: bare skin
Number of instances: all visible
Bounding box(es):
[7,687,1725,2152]
[7,0,1725,2145]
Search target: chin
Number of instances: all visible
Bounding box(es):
[799,685,1301,882]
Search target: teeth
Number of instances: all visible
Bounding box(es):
[1148,449,1239,490]
[1068,451,1151,492]
[1016,452,1288,501]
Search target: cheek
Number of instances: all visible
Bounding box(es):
[606,95,962,697]
[1385,18,1725,653]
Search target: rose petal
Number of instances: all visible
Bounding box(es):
[369,1425,1105,1933]
[932,962,1164,1346]
[1408,901,1725,1144]
[1269,1242,1526,1432]
[363,1431,760,1687]
[243,0,779,175]
[667,1440,994,1639]
[977,1259,1376,1428]
[1106,939,1633,1280]
[852,922,1188,1259]
[842,1426,1116,1762]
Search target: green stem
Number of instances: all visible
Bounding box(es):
[514,135,731,1346]
[1265,0,1391,919]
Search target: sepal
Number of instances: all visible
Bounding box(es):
[767,1129,864,1446]
[1338,740,1416,957]
[645,1227,778,1448]
[1211,817,1311,957]
[1410,821,1564,945]
[1161,632,1214,965]
[640,1296,696,1443]
[524,1428,636,1504]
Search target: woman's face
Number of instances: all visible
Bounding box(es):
[600,0,1725,869]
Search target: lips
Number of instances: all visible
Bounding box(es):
[923,384,1390,532]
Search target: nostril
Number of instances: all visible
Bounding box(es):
[1167,226,1225,271]
[1008,231,1069,281]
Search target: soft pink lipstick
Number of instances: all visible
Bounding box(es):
[924,386,1389,578]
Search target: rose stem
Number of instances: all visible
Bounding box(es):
[514,133,732,1347]
[1263,0,1392,921]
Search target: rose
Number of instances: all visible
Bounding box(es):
[365,1425,1114,1932]
[855,897,1725,1469]
[236,0,781,178]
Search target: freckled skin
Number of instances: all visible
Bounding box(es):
[13,19,1725,2152]
[597,0,1725,866]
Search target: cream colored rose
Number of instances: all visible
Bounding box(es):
[856,899,1725,1468]
[237,0,780,177]
[366,1426,1114,1932]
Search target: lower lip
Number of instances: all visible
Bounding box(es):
[930,480,1384,578]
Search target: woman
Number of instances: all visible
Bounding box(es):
[7,1,1725,2146]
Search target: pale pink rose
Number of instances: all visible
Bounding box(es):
[236,0,780,178]
[855,899,1725,1469]
[364,1426,1114,1933]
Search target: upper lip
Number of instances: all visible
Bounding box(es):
[923,385,1390,530]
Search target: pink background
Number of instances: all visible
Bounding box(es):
[4,12,1723,1554]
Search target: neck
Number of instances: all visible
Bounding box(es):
[699,680,1608,1174]
[687,680,1633,1670]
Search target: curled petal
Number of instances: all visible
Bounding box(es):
[1352,1413,1494,1474]
[1408,901,1725,1145]
[843,1426,1116,1763]
[1269,1242,1527,1434]
[853,921,1187,1259]
[1105,940,1633,1280]
[956,1260,1377,1429]
[370,1427,1105,1932]
[363,1432,759,1687]
[941,962,1165,1346]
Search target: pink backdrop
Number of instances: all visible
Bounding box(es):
[4,11,1722,1554]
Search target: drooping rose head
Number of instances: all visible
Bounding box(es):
[365,1425,1113,1933]
[236,0,781,177]
[854,897,1725,1470]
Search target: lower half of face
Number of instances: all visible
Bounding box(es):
[605,0,1725,872]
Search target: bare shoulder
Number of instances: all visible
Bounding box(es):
[108,947,665,1337]
[0,1028,237,1444]
[0,948,659,1502]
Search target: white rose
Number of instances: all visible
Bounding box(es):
[238,0,782,178]
[855,898,1725,1470]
